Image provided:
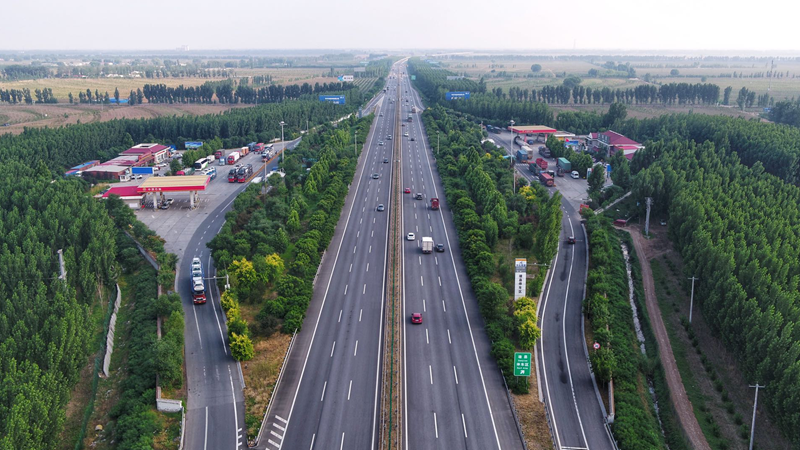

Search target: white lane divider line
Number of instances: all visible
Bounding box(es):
[354,340,359,356]
[348,380,353,400]
[340,433,345,450]
[420,276,424,286]
[363,284,367,294]
[321,381,327,401]
[366,262,370,272]
[454,366,459,384]
[423,299,426,312]
[434,413,439,438]
[309,434,315,450]
[438,276,441,286]
[338,310,342,323]
[359,309,363,322]
[462,414,468,438]
[448,329,452,344]
[426,328,429,344]
[344,285,348,295]
[442,300,446,312]
[429,365,433,384]
[330,342,336,357]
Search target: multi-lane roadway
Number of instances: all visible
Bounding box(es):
[490,130,616,450]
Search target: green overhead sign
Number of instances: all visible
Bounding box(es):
[514,352,532,377]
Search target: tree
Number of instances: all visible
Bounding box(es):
[229,258,258,299]
[170,158,182,174]
[68,92,73,104]
[723,86,733,105]
[287,209,300,234]
[531,64,542,73]
[114,87,120,104]
[563,76,582,90]
[230,333,255,361]
[587,163,606,194]
[588,68,599,77]
[670,69,680,76]
[609,152,632,189]
[264,253,285,284]
[602,102,627,128]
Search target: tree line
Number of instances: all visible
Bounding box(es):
[630,139,800,445]
[0,87,58,104]
[770,98,800,127]
[0,162,117,450]
[139,80,359,105]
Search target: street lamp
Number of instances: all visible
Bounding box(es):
[436,130,440,158]
[510,119,516,193]
[354,131,358,156]
[279,121,285,165]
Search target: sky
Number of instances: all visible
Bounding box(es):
[2,0,799,52]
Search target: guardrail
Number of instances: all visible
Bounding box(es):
[499,368,528,450]
[251,328,298,447]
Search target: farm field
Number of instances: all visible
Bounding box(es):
[0,103,250,134]
[438,56,800,101]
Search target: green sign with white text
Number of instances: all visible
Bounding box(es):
[514,352,531,377]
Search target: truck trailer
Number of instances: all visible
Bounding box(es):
[227,151,241,165]
[421,237,434,254]
[557,157,572,172]
[539,172,554,187]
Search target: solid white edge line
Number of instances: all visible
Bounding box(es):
[418,78,503,449]
[539,223,563,449]
[564,218,589,447]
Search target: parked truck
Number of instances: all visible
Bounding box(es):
[421,237,434,254]
[557,157,572,172]
[430,198,440,210]
[240,146,250,157]
[228,168,237,183]
[207,154,216,163]
[215,150,225,160]
[520,145,534,160]
[227,151,241,165]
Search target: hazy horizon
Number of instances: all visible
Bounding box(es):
[4,0,799,53]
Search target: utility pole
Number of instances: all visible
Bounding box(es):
[768,59,774,92]
[509,119,515,193]
[354,131,358,156]
[436,130,439,158]
[749,384,765,450]
[644,197,653,236]
[688,276,699,323]
[279,121,285,166]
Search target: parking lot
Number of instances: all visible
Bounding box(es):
[134,146,283,257]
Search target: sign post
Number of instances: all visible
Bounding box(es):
[513,352,532,377]
[514,258,527,300]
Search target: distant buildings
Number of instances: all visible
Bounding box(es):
[79,143,169,180]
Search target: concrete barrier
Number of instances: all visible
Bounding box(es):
[157,398,183,413]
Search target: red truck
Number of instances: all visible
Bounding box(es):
[539,172,554,187]
[214,150,224,160]
[255,143,265,153]
[535,158,548,170]
[227,151,241,165]
[430,198,440,210]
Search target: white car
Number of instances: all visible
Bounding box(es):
[570,171,580,179]
[406,233,416,241]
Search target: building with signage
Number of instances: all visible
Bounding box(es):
[123,143,169,164]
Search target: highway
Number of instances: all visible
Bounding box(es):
[399,69,524,449]
[490,131,616,450]
[255,63,402,450]
[181,142,298,450]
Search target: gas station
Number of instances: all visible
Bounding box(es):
[137,176,210,209]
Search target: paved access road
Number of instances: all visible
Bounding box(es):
[255,63,402,450]
[399,69,524,450]
[175,144,297,450]
[490,130,616,450]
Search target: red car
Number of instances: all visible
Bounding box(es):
[404,188,411,194]
[411,313,423,324]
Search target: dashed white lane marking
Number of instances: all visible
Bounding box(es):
[348,380,353,400]
[454,366,459,384]
[309,434,315,450]
[330,342,336,357]
[340,433,345,450]
[366,262,370,272]
[429,365,433,384]
[442,300,447,312]
[420,276,424,286]
[462,414,468,438]
[353,246,357,254]
[338,310,342,323]
[363,284,366,294]
[426,328,429,344]
[438,276,441,286]
[423,299,426,312]
[359,309,363,321]
[349,264,352,273]
[321,381,327,401]
[344,285,348,295]
[354,340,359,356]
[434,413,439,438]
[448,329,452,344]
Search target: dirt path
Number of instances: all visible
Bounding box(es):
[624,226,711,450]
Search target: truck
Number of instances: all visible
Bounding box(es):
[528,162,542,175]
[514,135,524,146]
[215,150,225,160]
[254,143,265,153]
[191,258,206,304]
[520,145,534,160]
[407,114,413,123]
[535,158,548,170]
[430,198,440,210]
[236,164,253,183]
[411,106,417,113]
[207,154,216,163]
[240,146,250,157]
[227,151,241,165]
[539,172,554,187]
[228,168,237,183]
[557,157,572,172]
[421,237,434,254]
[539,146,551,158]
[247,142,257,151]
[516,150,528,162]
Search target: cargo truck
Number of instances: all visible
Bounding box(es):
[247,142,257,151]
[557,157,572,172]
[430,198,439,210]
[528,162,541,175]
[207,154,216,163]
[191,258,206,304]
[240,146,250,157]
[516,150,528,162]
[539,146,551,158]
[236,164,253,183]
[227,151,241,165]
[215,150,224,160]
[539,172,554,187]
[535,158,548,170]
[421,237,434,254]
[228,168,237,183]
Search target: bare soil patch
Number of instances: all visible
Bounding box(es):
[513,369,553,450]
[241,330,293,442]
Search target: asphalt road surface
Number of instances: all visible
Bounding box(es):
[181,142,298,450]
[399,70,524,450]
[255,63,402,450]
[490,130,616,450]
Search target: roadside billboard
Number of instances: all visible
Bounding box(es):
[445,91,470,100]
[338,75,354,82]
[131,166,154,175]
[185,141,203,149]
[319,95,346,105]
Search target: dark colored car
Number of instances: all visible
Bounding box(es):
[384,158,389,163]
[410,137,415,141]
[567,236,576,244]
[411,313,422,324]
[435,243,445,252]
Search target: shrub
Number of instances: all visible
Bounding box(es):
[230,333,255,361]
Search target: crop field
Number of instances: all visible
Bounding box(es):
[437,56,800,101]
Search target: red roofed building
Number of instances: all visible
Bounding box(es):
[587,131,644,158]
[122,143,169,165]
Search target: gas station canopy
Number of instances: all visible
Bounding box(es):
[137,176,210,194]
